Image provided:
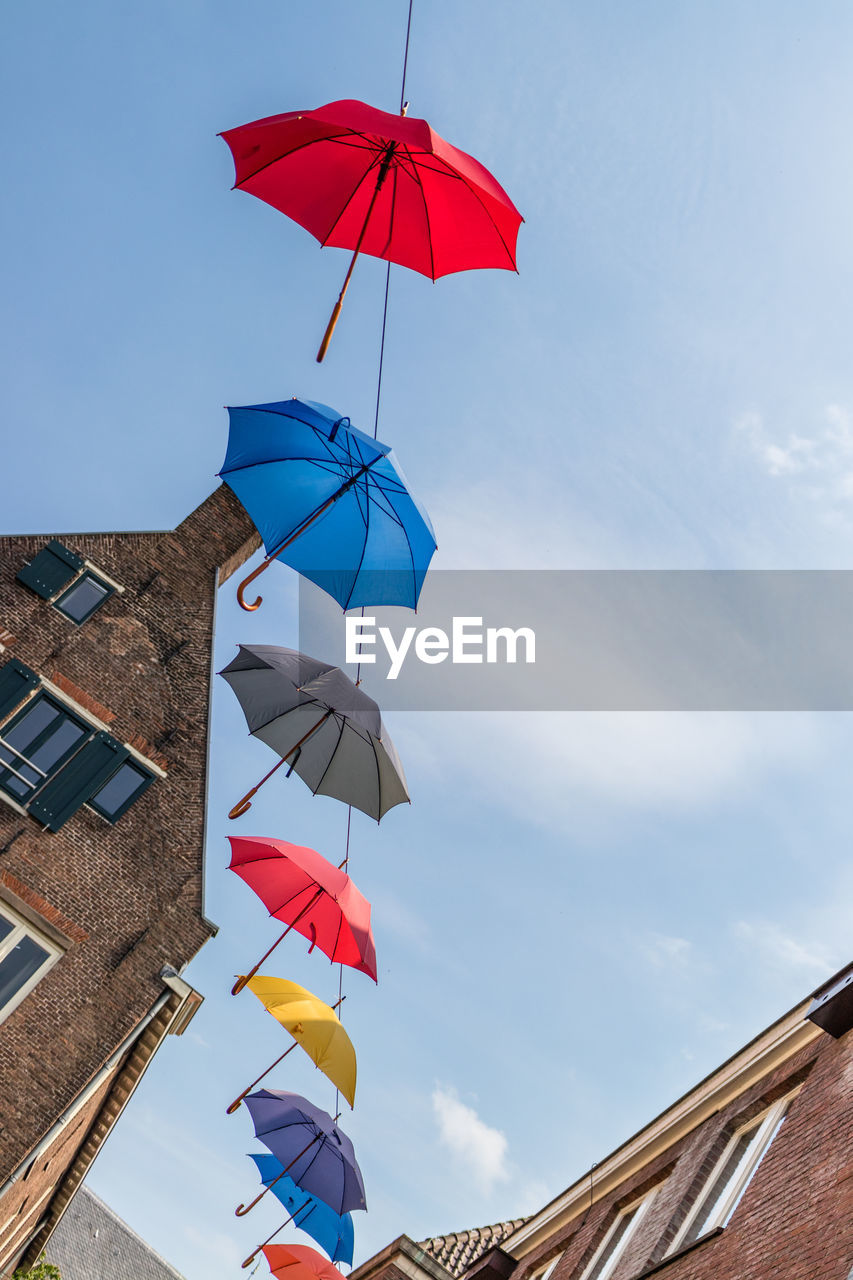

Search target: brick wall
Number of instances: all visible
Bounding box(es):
[0,486,259,1200]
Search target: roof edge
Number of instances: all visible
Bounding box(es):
[506,970,836,1256]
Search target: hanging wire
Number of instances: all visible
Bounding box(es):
[373,0,415,442]
[579,1163,598,1226]
[334,0,416,1142]
[400,0,415,113]
[372,265,392,441]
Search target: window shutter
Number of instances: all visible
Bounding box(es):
[0,659,39,722]
[17,540,84,600]
[29,731,130,832]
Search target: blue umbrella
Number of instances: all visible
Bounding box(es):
[248,1155,354,1265]
[218,398,437,613]
[237,1089,366,1217]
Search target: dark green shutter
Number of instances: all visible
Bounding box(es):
[29,731,130,832]
[17,540,84,599]
[0,659,39,721]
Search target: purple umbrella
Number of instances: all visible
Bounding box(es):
[237,1089,367,1218]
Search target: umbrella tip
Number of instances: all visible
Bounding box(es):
[401,101,409,116]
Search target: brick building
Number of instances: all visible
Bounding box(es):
[0,486,259,1275]
[354,965,853,1280]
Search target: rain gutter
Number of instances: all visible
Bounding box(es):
[199,564,221,939]
[0,972,181,1198]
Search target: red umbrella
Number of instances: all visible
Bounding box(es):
[227,836,377,992]
[262,1243,342,1280]
[220,98,523,359]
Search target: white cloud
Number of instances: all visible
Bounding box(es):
[432,1086,510,1193]
[736,404,853,520]
[640,932,692,968]
[406,710,821,826]
[732,919,835,978]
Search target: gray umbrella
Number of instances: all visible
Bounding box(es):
[219,644,409,821]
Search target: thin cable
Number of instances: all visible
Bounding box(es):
[400,0,415,112]
[372,0,414,441]
[580,1163,598,1226]
[372,263,391,440]
[334,806,351,1117]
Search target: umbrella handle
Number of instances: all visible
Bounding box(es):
[235,1135,320,1216]
[317,298,345,363]
[230,887,325,995]
[229,796,254,819]
[237,557,272,612]
[228,755,290,820]
[235,457,381,608]
[226,1041,299,1112]
[316,141,396,362]
[228,709,334,821]
[242,1211,299,1267]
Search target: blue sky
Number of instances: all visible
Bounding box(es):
[4,3,853,1278]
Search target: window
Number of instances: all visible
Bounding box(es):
[535,1254,563,1280]
[0,660,156,831]
[580,1191,657,1280]
[0,903,61,1022]
[17,540,117,625]
[0,693,90,803]
[54,571,112,624]
[88,759,155,821]
[669,1093,794,1252]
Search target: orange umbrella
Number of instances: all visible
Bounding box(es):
[263,1243,343,1280]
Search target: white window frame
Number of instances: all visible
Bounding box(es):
[668,1090,797,1254]
[579,1188,658,1280]
[535,1253,563,1280]
[0,902,62,1023]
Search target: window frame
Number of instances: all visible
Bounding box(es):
[667,1091,797,1254]
[87,757,156,823]
[0,902,62,1024]
[0,691,93,804]
[0,670,161,830]
[53,569,115,625]
[17,541,122,626]
[534,1253,563,1280]
[578,1189,658,1280]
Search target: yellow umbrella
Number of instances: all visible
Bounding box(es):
[238,975,357,1109]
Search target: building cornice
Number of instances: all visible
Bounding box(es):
[506,998,823,1257]
[351,1236,456,1280]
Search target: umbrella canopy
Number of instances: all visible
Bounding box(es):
[220,98,522,280]
[263,1244,343,1280]
[219,644,409,821]
[228,836,377,981]
[245,1089,367,1215]
[219,398,436,613]
[245,976,357,1108]
[249,1156,354,1265]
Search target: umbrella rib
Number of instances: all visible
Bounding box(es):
[313,716,347,796]
[232,128,362,189]
[448,174,519,270]
[342,472,373,609]
[268,881,326,920]
[296,1132,335,1192]
[378,161,401,259]
[320,145,387,248]
[368,732,382,822]
[406,155,437,281]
